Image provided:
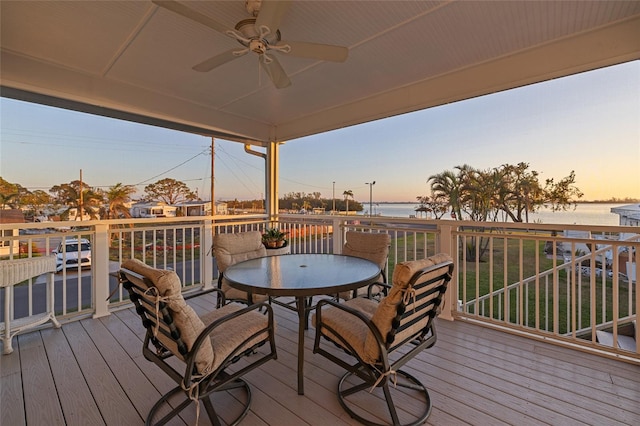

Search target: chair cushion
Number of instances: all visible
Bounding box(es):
[364,253,452,362]
[312,297,378,363]
[220,278,269,304]
[213,231,267,273]
[339,231,390,299]
[343,232,391,271]
[121,259,215,374]
[214,231,269,304]
[200,303,271,371]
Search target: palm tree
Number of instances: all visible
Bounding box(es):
[50,180,103,220]
[343,190,353,215]
[0,192,19,209]
[105,183,136,219]
[428,171,461,220]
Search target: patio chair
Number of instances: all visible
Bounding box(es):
[119,258,277,426]
[339,231,391,300]
[1,256,61,355]
[313,254,453,426]
[213,231,269,306]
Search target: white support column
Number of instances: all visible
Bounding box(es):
[266,141,280,221]
[438,223,457,321]
[92,223,111,318]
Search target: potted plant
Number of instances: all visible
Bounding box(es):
[262,227,288,249]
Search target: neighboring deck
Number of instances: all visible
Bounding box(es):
[2,294,639,426]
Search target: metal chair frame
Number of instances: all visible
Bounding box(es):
[120,267,277,426]
[314,259,453,426]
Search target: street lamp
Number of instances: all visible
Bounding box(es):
[332,181,336,214]
[365,181,376,217]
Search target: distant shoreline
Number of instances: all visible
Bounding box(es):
[372,200,639,205]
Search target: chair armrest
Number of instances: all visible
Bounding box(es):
[316,298,372,324]
[366,281,391,299]
[183,287,226,305]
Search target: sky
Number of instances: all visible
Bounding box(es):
[1,61,639,204]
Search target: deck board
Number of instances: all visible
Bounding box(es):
[39,327,105,425]
[62,320,144,424]
[2,297,639,426]
[431,333,628,424]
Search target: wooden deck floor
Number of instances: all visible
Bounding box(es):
[2,293,639,426]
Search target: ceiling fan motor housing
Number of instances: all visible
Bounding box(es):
[235,18,281,48]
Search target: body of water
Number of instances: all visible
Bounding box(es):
[359,203,628,226]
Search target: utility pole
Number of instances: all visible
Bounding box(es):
[365,181,376,217]
[210,138,214,215]
[79,169,83,221]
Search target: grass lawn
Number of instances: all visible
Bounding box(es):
[392,233,635,335]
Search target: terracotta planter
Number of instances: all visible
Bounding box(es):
[264,240,287,249]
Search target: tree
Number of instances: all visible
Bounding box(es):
[494,163,545,223]
[49,180,102,219]
[424,163,583,260]
[428,170,462,219]
[22,190,52,217]
[0,177,21,209]
[427,163,582,223]
[144,178,196,204]
[544,171,583,212]
[343,190,354,214]
[415,193,448,219]
[105,183,136,219]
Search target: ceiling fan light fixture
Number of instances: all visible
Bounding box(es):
[249,39,267,55]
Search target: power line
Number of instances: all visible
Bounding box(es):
[135,149,210,186]
[2,128,208,154]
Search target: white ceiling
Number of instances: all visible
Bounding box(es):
[2,1,639,145]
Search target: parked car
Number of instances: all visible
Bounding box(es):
[53,238,92,272]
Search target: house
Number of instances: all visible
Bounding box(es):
[129,202,177,218]
[66,207,94,221]
[215,202,228,215]
[0,209,25,256]
[174,200,212,217]
[611,204,640,227]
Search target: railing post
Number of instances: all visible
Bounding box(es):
[332,218,344,253]
[202,219,214,290]
[438,223,456,321]
[93,223,111,318]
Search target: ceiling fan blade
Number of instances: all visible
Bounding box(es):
[193,48,247,72]
[279,41,348,62]
[153,0,230,35]
[255,0,291,35]
[259,55,291,89]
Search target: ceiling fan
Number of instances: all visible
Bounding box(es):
[153,0,349,89]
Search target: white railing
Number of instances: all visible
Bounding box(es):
[453,222,638,362]
[1,216,638,362]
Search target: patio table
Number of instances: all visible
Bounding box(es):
[223,253,380,395]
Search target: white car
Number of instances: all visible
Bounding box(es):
[53,238,92,272]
